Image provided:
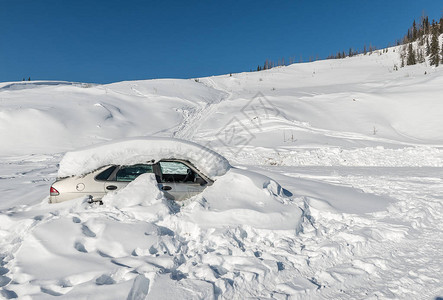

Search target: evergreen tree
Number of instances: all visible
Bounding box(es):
[424,16,430,34]
[412,20,418,40]
[406,43,416,65]
[429,26,440,66]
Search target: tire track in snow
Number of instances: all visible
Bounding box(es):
[173,78,231,141]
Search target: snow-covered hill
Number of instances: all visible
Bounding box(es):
[1,47,442,299]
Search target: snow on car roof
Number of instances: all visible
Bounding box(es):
[58,137,231,178]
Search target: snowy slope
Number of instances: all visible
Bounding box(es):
[0,79,226,156]
[1,45,443,299]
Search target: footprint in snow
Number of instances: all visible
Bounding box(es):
[72,216,81,223]
[95,274,115,285]
[74,240,88,253]
[0,275,12,287]
[81,224,96,238]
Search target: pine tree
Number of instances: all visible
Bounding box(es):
[424,16,430,34]
[407,43,416,65]
[412,20,418,41]
[429,26,440,66]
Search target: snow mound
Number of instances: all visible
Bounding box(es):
[58,137,231,178]
[181,168,303,230]
[102,174,171,222]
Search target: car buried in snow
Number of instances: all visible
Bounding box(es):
[50,159,213,203]
[49,137,231,204]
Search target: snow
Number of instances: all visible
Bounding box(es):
[1,42,443,299]
[58,136,231,178]
[181,168,303,230]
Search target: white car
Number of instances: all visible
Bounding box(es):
[49,137,230,204]
[50,159,213,203]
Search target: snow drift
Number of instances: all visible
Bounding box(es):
[58,136,231,178]
[11,166,305,299]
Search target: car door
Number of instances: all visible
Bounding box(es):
[103,164,156,194]
[158,160,208,201]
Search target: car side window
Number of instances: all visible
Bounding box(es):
[115,164,154,182]
[95,166,117,181]
[159,161,195,183]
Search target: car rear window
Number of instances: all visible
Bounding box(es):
[95,166,117,181]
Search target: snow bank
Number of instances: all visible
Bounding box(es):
[231,146,443,167]
[58,137,231,178]
[181,168,303,230]
[10,165,305,299]
[102,174,171,222]
[98,167,303,231]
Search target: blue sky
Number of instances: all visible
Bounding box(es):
[0,0,441,83]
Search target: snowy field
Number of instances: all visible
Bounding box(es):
[1,45,443,299]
